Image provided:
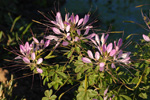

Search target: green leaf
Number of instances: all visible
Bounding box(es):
[10,16,21,32]
[51,95,57,99]
[0,31,3,40]
[53,83,59,90]
[44,90,51,97]
[75,66,82,73]
[22,23,32,36]
[67,47,75,58]
[87,89,98,97]
[75,46,80,54]
[69,55,75,63]
[49,72,54,77]
[44,51,55,59]
[77,91,84,100]
[120,95,132,100]
[45,55,57,59]
[42,97,49,100]
[138,93,147,99]
[48,83,53,89]
[57,72,67,79]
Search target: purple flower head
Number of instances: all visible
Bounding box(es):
[45,12,93,47]
[82,34,131,72]
[15,38,46,74]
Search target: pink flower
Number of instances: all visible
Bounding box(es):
[44,12,93,47]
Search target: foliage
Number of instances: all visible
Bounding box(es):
[2,3,150,100]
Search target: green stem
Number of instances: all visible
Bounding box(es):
[85,74,87,92]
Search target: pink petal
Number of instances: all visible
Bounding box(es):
[104,34,109,42]
[40,39,44,44]
[15,56,22,59]
[99,62,105,71]
[143,34,150,42]
[82,57,91,63]
[75,15,79,24]
[33,37,39,43]
[20,45,26,53]
[87,50,94,59]
[70,14,74,23]
[119,57,130,64]
[107,43,113,53]
[65,13,69,22]
[25,42,30,51]
[62,41,69,46]
[117,50,123,58]
[36,68,43,73]
[109,49,116,56]
[83,14,90,25]
[86,33,96,39]
[104,88,108,96]
[121,52,131,58]
[31,52,35,60]
[52,27,61,34]
[37,58,43,64]
[95,34,100,45]
[45,35,58,41]
[66,25,70,32]
[95,51,100,60]
[77,29,81,36]
[56,12,64,30]
[101,33,109,45]
[78,18,83,26]
[117,38,122,47]
[101,33,105,45]
[85,26,93,29]
[84,28,90,35]
[111,63,116,68]
[23,57,30,63]
[44,40,50,48]
[74,37,79,42]
[67,36,71,41]
[102,44,107,52]
[114,41,116,48]
[51,21,57,25]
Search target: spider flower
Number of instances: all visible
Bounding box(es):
[15,37,50,74]
[82,34,131,71]
[45,12,93,47]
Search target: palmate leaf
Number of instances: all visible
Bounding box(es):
[77,89,98,100]
[42,89,57,100]
[138,93,147,99]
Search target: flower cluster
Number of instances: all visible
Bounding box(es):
[15,37,50,73]
[45,12,93,47]
[82,33,131,71]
